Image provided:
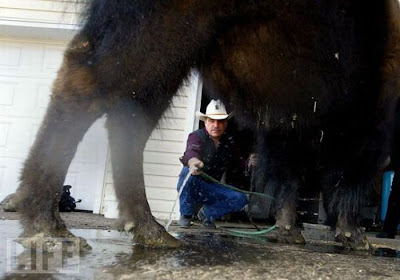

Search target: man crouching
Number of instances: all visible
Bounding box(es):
[176,100,248,228]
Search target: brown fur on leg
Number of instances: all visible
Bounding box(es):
[16,47,105,250]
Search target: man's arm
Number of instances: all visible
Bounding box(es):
[180,131,205,175]
[180,131,204,165]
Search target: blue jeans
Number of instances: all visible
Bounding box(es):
[177,167,248,221]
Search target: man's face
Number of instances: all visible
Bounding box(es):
[204,118,228,140]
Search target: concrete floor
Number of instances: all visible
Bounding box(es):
[0,220,399,280]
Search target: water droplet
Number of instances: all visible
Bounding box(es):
[334,52,339,60]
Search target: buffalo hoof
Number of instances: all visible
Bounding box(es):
[335,227,370,250]
[17,230,91,252]
[275,224,305,244]
[123,221,182,248]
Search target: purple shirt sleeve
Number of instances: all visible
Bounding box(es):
[179,131,204,166]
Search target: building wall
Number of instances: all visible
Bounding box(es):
[0,0,81,41]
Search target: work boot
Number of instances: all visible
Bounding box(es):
[197,207,216,229]
[177,215,192,227]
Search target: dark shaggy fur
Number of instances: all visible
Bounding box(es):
[16,0,400,249]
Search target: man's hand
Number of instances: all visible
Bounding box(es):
[247,153,258,169]
[188,157,204,175]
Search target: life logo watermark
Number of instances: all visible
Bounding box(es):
[6,237,81,274]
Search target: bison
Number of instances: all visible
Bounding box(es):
[15,0,400,250]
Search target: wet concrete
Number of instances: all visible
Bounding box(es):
[1,220,400,280]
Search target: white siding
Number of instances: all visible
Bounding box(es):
[0,0,81,41]
[0,0,81,26]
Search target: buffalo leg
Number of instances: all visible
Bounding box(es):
[17,95,104,251]
[16,38,105,251]
[106,100,180,248]
[253,131,306,244]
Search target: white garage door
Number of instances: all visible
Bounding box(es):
[0,38,108,212]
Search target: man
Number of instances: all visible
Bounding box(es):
[177,99,248,228]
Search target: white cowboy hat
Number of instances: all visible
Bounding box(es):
[196,99,230,121]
